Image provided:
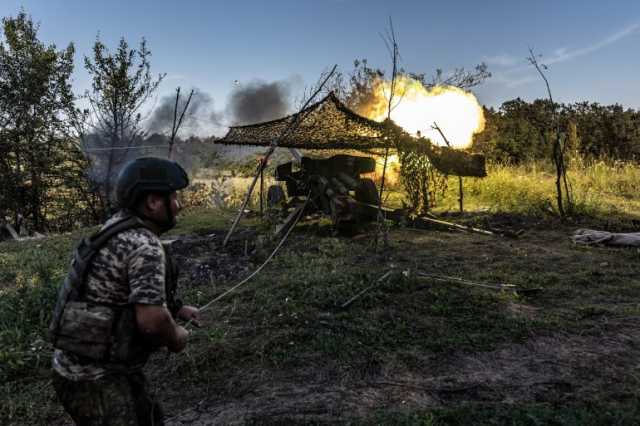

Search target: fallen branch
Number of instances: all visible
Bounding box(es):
[412,215,494,236]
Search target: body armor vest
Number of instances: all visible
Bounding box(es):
[49,214,180,363]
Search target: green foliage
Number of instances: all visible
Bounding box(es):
[473,98,640,164]
[83,36,165,212]
[166,206,237,236]
[0,11,94,232]
[398,150,433,213]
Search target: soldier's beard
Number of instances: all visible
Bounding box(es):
[157,195,176,234]
[134,197,176,234]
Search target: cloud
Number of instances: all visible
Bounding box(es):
[543,22,640,66]
[485,21,640,91]
[488,72,537,89]
[483,53,521,67]
[163,73,187,82]
[503,75,537,89]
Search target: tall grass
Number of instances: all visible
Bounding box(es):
[432,159,640,218]
[0,234,78,381]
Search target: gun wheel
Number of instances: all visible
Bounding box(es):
[267,185,286,208]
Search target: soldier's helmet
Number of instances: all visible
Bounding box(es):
[115,157,189,208]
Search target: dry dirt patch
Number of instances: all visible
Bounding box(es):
[165,323,640,424]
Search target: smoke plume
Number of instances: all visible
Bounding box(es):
[228,79,293,125]
[147,89,223,137]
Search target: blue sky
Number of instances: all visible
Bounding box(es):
[2,0,640,121]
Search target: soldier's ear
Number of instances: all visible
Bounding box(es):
[142,193,163,214]
[147,193,164,211]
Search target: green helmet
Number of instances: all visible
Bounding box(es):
[115,157,189,209]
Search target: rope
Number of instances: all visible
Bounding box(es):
[416,272,516,290]
[189,195,310,324]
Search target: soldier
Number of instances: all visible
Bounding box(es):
[50,157,201,425]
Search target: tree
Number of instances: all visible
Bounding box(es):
[528,49,572,216]
[0,11,90,232]
[83,36,164,213]
[411,62,491,90]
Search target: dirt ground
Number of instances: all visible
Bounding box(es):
[127,215,640,425]
[163,330,640,425]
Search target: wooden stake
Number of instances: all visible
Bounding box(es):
[431,122,464,213]
[259,161,264,216]
[414,215,494,236]
[459,176,464,213]
[416,272,516,291]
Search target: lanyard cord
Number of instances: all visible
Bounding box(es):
[185,194,310,328]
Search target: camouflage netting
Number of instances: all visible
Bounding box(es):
[218,92,486,177]
[220,93,387,150]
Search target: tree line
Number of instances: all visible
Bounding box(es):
[472,98,640,163]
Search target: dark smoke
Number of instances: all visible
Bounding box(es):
[228,79,293,125]
[147,89,223,136]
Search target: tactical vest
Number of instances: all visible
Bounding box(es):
[49,214,181,363]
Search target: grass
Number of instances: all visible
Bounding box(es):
[3,158,640,424]
[417,159,640,222]
[238,247,530,366]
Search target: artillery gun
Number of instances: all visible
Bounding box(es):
[267,154,381,232]
[218,92,486,234]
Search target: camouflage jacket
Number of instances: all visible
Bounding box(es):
[52,210,176,381]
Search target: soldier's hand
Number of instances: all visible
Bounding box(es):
[168,325,189,353]
[177,305,202,327]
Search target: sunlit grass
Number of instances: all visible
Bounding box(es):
[420,159,640,219]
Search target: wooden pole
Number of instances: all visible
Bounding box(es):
[223,154,269,247]
[259,160,264,216]
[376,18,400,248]
[168,87,194,159]
[432,122,464,213]
[458,176,464,213]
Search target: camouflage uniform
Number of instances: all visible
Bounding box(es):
[52,210,170,426]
